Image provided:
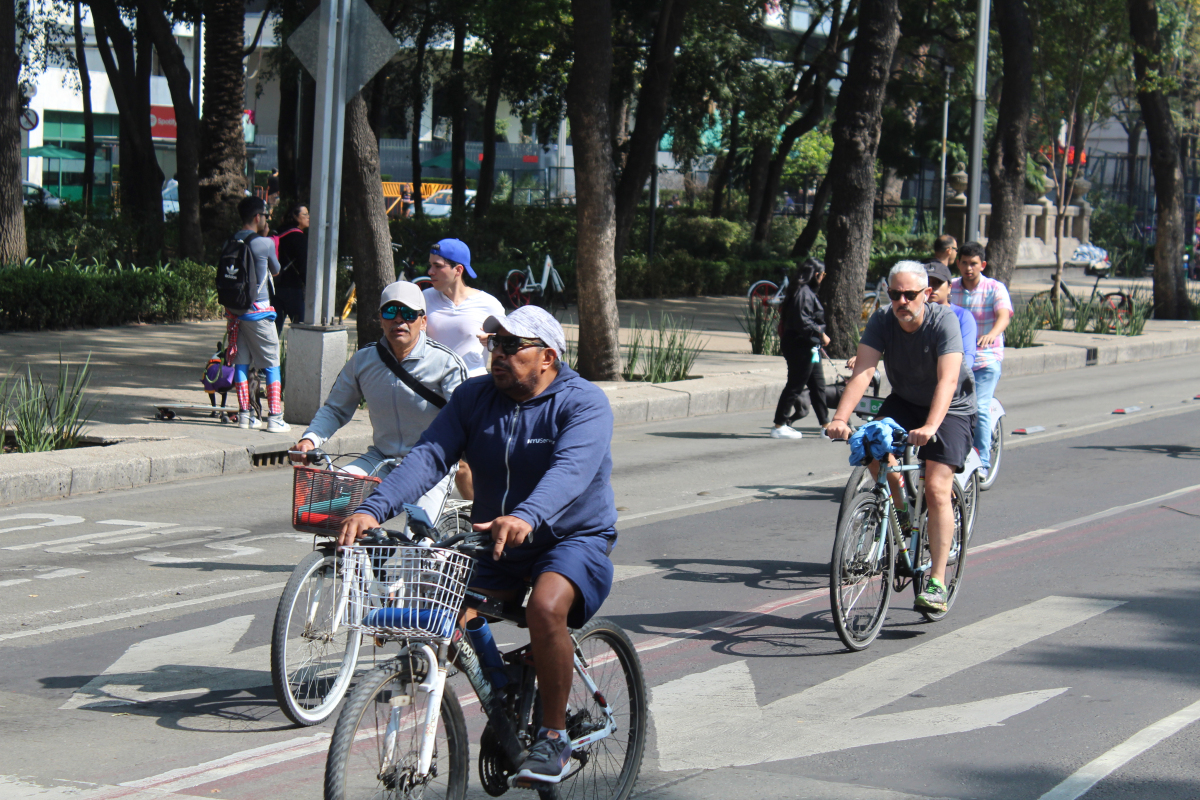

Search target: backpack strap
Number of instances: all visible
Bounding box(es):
[375,340,447,408]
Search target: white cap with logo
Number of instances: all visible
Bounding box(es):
[379,281,426,312]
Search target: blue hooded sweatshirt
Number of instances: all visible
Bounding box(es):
[355,363,617,547]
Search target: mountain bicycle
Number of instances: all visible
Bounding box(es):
[339,242,434,319]
[323,510,647,800]
[1028,272,1132,328]
[506,254,567,312]
[828,429,969,651]
[272,449,471,727]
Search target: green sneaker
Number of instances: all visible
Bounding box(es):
[914,577,948,613]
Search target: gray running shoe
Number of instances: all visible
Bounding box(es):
[513,731,572,785]
[914,577,948,613]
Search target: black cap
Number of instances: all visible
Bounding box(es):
[924,260,953,285]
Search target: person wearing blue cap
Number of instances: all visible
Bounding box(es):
[425,238,505,500]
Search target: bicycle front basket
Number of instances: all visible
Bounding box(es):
[291,466,382,536]
[337,545,475,639]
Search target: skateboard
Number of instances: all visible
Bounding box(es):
[153,403,241,423]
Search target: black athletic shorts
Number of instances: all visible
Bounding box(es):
[875,394,975,471]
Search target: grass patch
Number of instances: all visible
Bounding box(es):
[738,305,781,356]
[622,313,705,383]
[5,355,97,452]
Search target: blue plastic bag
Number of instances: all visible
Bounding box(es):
[848,418,908,466]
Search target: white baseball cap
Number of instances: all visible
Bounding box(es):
[482,306,566,357]
[379,281,426,312]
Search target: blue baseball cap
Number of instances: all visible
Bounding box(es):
[430,238,476,279]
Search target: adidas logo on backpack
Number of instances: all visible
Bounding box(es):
[215,233,259,309]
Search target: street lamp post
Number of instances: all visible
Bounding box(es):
[966,0,991,242]
[938,65,954,236]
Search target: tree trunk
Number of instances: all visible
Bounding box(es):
[1129,0,1186,318]
[790,173,831,259]
[567,0,621,381]
[278,65,299,201]
[73,0,95,214]
[1125,118,1143,212]
[0,0,25,264]
[91,2,164,261]
[199,0,248,253]
[985,0,1033,286]
[449,18,467,219]
[474,39,505,219]
[612,0,692,261]
[754,98,826,242]
[819,0,901,357]
[744,140,771,224]
[410,13,432,217]
[710,103,739,217]
[342,94,394,349]
[138,0,203,260]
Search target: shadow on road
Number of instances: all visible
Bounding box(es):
[647,557,826,591]
[1072,443,1200,459]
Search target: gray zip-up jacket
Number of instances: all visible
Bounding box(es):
[300,333,468,458]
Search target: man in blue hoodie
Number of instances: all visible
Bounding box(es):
[339,305,617,786]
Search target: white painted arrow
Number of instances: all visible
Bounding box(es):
[652,595,1121,770]
[60,615,271,710]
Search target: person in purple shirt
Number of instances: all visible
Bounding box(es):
[925,260,976,371]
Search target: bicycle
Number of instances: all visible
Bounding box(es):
[323,510,647,800]
[1028,272,1132,328]
[339,243,434,320]
[828,428,969,651]
[271,448,472,727]
[506,253,567,312]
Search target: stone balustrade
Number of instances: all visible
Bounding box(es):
[943,198,1093,267]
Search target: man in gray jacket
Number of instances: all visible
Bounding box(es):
[290,281,469,521]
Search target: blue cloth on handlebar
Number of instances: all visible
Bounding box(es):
[848,418,908,466]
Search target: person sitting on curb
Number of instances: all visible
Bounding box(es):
[290,281,468,522]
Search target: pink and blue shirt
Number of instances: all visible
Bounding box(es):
[950,275,1013,370]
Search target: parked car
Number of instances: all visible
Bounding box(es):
[421,189,476,217]
[22,181,62,209]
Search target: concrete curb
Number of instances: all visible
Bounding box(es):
[4,326,1200,507]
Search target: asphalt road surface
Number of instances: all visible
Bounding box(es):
[2,355,1199,800]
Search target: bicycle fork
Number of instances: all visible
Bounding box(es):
[382,643,447,778]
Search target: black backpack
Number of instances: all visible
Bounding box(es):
[215,233,259,309]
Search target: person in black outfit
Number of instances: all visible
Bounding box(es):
[802,260,830,429]
[771,257,830,440]
[272,204,309,333]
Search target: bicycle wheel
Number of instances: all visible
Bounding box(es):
[506,270,534,308]
[271,550,362,726]
[436,509,473,540]
[412,275,434,292]
[547,618,647,800]
[747,280,778,311]
[979,422,1003,491]
[325,663,469,800]
[961,470,980,542]
[835,466,874,535]
[860,292,880,323]
[830,493,893,651]
[1101,292,1132,326]
[913,481,968,622]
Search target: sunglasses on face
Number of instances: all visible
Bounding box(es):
[487,334,546,355]
[887,289,925,303]
[381,303,424,322]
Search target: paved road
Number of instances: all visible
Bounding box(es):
[2,356,1199,799]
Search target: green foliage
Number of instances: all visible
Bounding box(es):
[622,313,705,383]
[782,129,834,185]
[1090,195,1150,277]
[25,202,139,265]
[658,216,747,259]
[1006,300,1044,349]
[0,258,221,331]
[5,356,96,452]
[738,305,780,356]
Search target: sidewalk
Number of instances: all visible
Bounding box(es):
[2,277,1199,505]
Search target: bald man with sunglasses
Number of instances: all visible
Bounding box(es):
[290,281,468,522]
[827,260,975,614]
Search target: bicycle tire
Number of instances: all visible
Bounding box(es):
[1100,292,1132,326]
[961,470,980,542]
[506,269,534,308]
[860,292,881,322]
[979,422,1003,491]
[324,663,469,800]
[536,618,647,800]
[913,481,968,622]
[747,281,778,311]
[271,550,362,727]
[830,493,893,651]
[412,275,434,292]
[835,466,874,535]
[436,509,473,540]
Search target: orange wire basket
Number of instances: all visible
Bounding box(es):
[292,466,382,536]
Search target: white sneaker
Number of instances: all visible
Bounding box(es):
[238,412,261,430]
[770,425,803,440]
[265,414,291,433]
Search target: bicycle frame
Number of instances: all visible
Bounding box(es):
[868,459,925,579]
[521,255,564,295]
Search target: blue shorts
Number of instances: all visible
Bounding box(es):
[470,531,616,629]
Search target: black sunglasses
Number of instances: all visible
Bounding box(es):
[487,334,546,355]
[887,289,925,303]
[381,303,424,322]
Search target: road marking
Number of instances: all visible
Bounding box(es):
[0,579,31,588]
[0,582,287,642]
[652,596,1119,770]
[0,514,85,537]
[1036,696,1200,800]
[60,615,270,710]
[4,520,177,552]
[36,568,88,580]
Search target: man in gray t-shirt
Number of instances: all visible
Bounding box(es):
[225,196,288,433]
[827,260,975,615]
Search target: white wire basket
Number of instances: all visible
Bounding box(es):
[335,545,475,639]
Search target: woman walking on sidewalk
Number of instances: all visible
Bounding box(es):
[771,258,830,439]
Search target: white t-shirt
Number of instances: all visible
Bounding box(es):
[423,288,506,376]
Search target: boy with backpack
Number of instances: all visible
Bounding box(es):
[216,196,290,433]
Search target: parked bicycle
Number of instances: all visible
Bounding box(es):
[828,429,970,651]
[1028,271,1132,328]
[506,253,567,312]
[747,274,885,328]
[339,242,434,320]
[271,448,471,727]
[323,507,647,800]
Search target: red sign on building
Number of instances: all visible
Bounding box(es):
[522,155,539,163]
[150,105,177,140]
